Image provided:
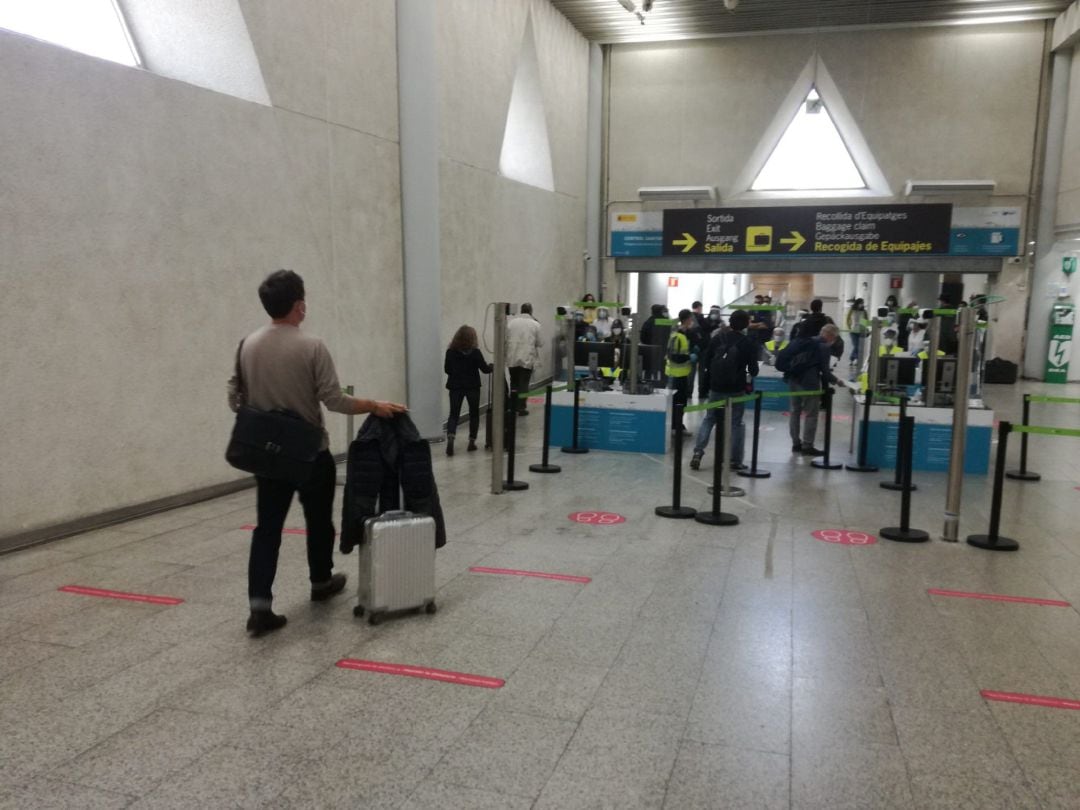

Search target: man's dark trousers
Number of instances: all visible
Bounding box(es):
[249,449,336,607]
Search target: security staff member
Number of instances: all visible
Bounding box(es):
[665,309,695,433]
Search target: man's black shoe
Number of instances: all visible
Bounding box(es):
[311,572,348,602]
[731,462,748,471]
[246,610,287,637]
[791,442,802,453]
[689,451,703,470]
[801,447,825,457]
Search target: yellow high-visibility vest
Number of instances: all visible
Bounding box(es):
[665,332,692,378]
[765,340,789,352]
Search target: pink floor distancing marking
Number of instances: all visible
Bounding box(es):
[927,588,1071,608]
[981,690,1080,711]
[240,525,307,535]
[59,585,184,606]
[527,397,545,405]
[469,566,591,584]
[812,529,877,546]
[336,659,504,689]
[568,511,626,525]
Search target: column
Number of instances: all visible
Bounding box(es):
[584,43,603,297]
[1025,51,1072,378]
[903,272,941,310]
[397,0,441,436]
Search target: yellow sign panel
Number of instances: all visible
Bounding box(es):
[616,214,638,222]
[746,226,773,252]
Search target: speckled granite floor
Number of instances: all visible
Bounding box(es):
[1,380,1078,809]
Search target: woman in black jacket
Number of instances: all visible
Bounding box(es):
[444,325,492,455]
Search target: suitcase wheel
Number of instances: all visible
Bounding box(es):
[368,612,385,626]
[352,605,365,618]
[425,601,437,615]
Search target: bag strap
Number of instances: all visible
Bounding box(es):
[234,339,247,400]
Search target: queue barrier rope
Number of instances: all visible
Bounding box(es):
[760,388,824,399]
[1026,395,1080,405]
[1012,425,1080,438]
[572,300,624,308]
[519,384,568,399]
[684,393,757,413]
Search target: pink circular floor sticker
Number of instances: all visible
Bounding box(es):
[528,397,545,405]
[812,529,877,546]
[569,511,626,525]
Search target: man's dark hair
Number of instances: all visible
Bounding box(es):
[651,304,665,317]
[678,309,693,323]
[729,309,750,331]
[259,270,305,318]
[520,302,533,315]
[692,301,703,310]
[810,299,823,312]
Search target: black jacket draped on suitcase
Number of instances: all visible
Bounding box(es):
[340,414,447,553]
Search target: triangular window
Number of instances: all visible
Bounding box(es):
[731,55,889,200]
[752,89,864,191]
[0,0,140,66]
[499,14,555,192]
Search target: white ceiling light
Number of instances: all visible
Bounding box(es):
[638,186,717,201]
[904,180,997,195]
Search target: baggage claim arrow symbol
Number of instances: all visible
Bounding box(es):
[672,233,697,253]
[780,231,806,252]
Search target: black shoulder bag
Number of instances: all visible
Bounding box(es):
[225,340,323,485]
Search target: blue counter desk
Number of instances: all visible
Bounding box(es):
[550,389,671,454]
[854,396,993,474]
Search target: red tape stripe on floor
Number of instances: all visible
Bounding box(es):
[59,585,184,606]
[240,525,307,535]
[336,659,504,689]
[469,566,591,584]
[927,588,1070,607]
[981,690,1080,711]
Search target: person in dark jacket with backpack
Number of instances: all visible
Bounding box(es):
[779,324,840,456]
[444,325,492,455]
[790,298,833,340]
[690,310,758,471]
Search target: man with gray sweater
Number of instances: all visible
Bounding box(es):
[228,270,406,636]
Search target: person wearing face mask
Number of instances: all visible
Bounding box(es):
[878,327,904,356]
[593,307,613,340]
[845,298,868,368]
[605,318,627,376]
[581,293,598,325]
[764,326,788,365]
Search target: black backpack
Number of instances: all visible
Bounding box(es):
[776,338,818,378]
[709,335,744,391]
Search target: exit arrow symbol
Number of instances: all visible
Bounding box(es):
[672,233,697,253]
[780,231,805,252]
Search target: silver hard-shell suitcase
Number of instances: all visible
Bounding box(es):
[352,510,437,625]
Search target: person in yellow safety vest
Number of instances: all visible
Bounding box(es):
[665,309,695,433]
[764,327,789,366]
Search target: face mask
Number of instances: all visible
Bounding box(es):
[612,328,622,336]
[662,310,670,319]
[884,339,895,348]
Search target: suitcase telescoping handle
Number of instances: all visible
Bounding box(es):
[377,510,413,520]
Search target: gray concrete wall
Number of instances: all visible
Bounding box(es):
[607,22,1044,208]
[0,0,590,538]
[438,0,589,382]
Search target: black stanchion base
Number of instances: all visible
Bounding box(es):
[1005,470,1042,482]
[528,463,562,474]
[736,468,771,479]
[811,459,843,470]
[561,447,590,454]
[966,534,1020,551]
[707,486,746,497]
[880,526,930,543]
[503,480,530,491]
[880,481,917,491]
[845,463,880,473]
[694,511,739,526]
[655,505,697,519]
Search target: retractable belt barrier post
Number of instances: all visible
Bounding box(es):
[969,422,1080,551]
[738,391,771,479]
[656,405,696,519]
[561,377,589,455]
[529,384,565,474]
[846,391,879,473]
[1006,394,1080,482]
[696,400,738,526]
[812,387,842,470]
[880,395,916,492]
[502,398,528,492]
[880,416,929,543]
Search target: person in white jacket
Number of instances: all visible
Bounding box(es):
[506,303,544,416]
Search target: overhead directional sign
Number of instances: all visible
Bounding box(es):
[661,204,952,258]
